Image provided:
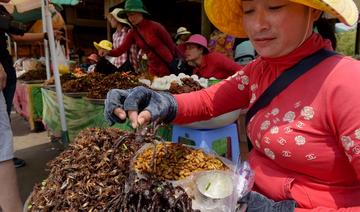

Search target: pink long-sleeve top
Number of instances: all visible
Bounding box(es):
[108,19,176,77]
[193,51,244,79]
[173,33,360,211]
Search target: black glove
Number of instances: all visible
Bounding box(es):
[238,191,296,212]
[104,86,177,126]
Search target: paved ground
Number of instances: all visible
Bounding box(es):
[11,111,63,203]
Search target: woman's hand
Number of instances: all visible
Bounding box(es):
[104,86,178,128]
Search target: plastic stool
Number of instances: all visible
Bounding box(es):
[172,123,240,161]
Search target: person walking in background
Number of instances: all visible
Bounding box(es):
[184,34,243,79]
[0,61,22,212]
[0,2,26,168]
[99,0,178,77]
[107,8,139,72]
[234,40,256,65]
[104,0,360,210]
[175,26,192,55]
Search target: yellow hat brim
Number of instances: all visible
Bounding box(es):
[205,0,246,38]
[93,42,112,51]
[204,0,359,38]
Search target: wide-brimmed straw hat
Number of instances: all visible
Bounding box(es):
[204,0,359,38]
[175,27,191,39]
[185,34,209,52]
[110,8,131,26]
[119,0,150,15]
[93,40,113,51]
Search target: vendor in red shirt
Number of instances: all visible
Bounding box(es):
[104,0,360,211]
[98,0,177,77]
[184,34,243,79]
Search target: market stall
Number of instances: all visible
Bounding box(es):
[25,128,253,211]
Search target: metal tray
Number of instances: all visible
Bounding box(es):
[19,80,45,84]
[63,92,88,98]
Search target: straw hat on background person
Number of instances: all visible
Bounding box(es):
[109,8,131,26]
[93,40,112,51]
[175,27,191,39]
[204,0,359,37]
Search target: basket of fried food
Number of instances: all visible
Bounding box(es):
[132,142,231,181]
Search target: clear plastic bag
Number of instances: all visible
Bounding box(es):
[55,41,69,74]
[172,161,254,212]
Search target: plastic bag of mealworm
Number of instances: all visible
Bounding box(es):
[130,142,235,182]
[172,162,254,212]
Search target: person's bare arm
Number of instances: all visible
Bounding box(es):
[10,30,64,42]
[0,160,22,212]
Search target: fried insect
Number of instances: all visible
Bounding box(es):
[134,142,229,181]
[28,128,145,211]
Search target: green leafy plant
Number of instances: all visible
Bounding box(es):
[336,30,357,56]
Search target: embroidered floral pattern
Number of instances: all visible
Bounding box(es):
[283,111,296,123]
[296,121,305,128]
[295,135,306,146]
[282,151,292,157]
[355,129,360,140]
[277,137,287,145]
[271,108,280,116]
[272,117,281,124]
[305,153,317,160]
[251,84,258,91]
[250,93,257,104]
[238,84,245,91]
[352,144,360,154]
[341,136,354,151]
[264,148,275,160]
[270,126,279,134]
[263,137,271,144]
[261,120,271,130]
[284,126,293,134]
[294,101,302,108]
[301,106,315,120]
[241,75,249,85]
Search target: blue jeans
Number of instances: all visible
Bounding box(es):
[0,53,16,117]
[238,191,296,212]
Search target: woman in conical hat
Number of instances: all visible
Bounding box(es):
[104,0,360,210]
